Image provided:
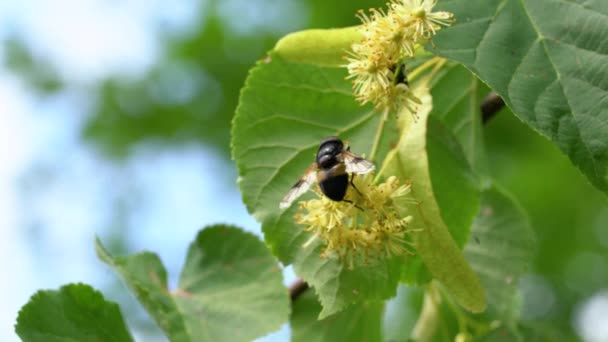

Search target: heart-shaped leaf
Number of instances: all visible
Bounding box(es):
[96,225,288,342]
[233,53,401,317]
[434,0,608,194]
[16,283,133,342]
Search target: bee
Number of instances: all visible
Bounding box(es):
[279,136,375,209]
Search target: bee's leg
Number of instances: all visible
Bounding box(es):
[342,199,363,211]
[349,174,362,196]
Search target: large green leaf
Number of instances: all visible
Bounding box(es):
[291,291,383,342]
[96,225,288,342]
[232,53,400,317]
[434,0,608,194]
[15,283,133,342]
[464,186,535,322]
[233,53,397,227]
[381,93,486,313]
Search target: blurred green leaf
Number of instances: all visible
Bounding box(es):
[427,115,482,247]
[3,37,63,94]
[434,0,608,194]
[83,15,264,158]
[382,286,424,342]
[464,186,535,322]
[232,53,400,317]
[15,283,133,342]
[480,322,570,342]
[96,225,288,342]
[485,106,608,334]
[291,291,383,342]
[429,63,489,176]
[381,92,485,313]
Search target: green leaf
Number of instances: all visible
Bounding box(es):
[96,225,289,342]
[427,115,482,247]
[464,186,535,322]
[232,53,400,317]
[291,291,383,342]
[434,0,608,194]
[381,91,486,313]
[294,242,403,319]
[15,283,133,342]
[233,53,396,227]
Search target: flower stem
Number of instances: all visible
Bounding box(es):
[407,56,442,82]
[368,107,389,162]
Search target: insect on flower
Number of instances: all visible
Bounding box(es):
[279,137,375,209]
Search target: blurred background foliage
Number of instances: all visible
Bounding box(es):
[7,0,382,159]
[2,0,607,341]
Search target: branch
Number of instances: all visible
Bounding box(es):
[289,279,309,301]
[481,92,505,124]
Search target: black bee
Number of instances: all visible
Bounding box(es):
[279,136,375,209]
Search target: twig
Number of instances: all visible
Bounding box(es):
[481,92,505,124]
[289,279,309,301]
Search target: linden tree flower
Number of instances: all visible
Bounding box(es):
[295,175,416,267]
[390,0,455,38]
[345,0,453,117]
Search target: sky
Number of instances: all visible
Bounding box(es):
[0,0,605,341]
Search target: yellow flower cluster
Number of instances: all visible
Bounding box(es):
[294,175,416,268]
[346,0,453,116]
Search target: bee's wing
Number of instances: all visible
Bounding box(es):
[341,150,375,174]
[279,163,318,209]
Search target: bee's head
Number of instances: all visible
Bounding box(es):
[319,136,343,148]
[317,136,344,169]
